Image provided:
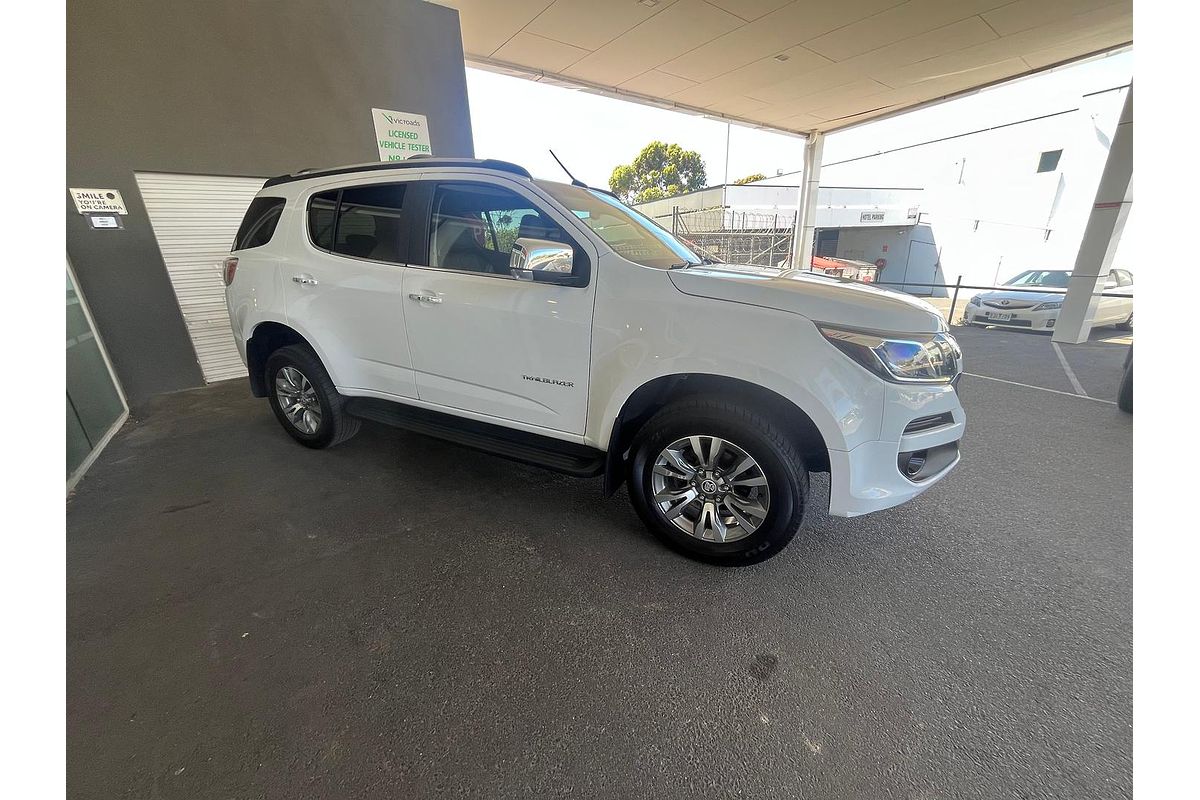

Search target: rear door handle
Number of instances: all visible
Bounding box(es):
[292,274,319,286]
[408,292,442,304]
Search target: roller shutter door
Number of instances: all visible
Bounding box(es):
[135,172,266,383]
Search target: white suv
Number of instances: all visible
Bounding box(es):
[224,158,964,565]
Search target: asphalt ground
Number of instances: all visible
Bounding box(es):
[67,328,1131,799]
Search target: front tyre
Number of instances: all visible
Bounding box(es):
[628,398,809,566]
[265,344,360,449]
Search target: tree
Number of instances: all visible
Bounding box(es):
[609,141,707,204]
[733,172,767,185]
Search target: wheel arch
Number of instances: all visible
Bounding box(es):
[602,373,831,496]
[245,321,315,397]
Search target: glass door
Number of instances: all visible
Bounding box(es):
[67,264,126,483]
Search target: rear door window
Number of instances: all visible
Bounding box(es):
[307,184,411,263]
[333,184,409,263]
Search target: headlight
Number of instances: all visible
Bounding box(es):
[1034,301,1062,311]
[968,295,982,306]
[819,325,962,383]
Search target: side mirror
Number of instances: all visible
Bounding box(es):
[510,237,578,285]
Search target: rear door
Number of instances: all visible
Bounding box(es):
[284,178,420,398]
[401,175,596,434]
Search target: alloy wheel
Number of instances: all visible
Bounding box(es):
[650,435,770,543]
[275,366,322,434]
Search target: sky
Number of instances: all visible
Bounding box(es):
[465,50,1133,190]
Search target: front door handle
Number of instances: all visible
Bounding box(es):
[408,292,443,304]
[292,274,319,286]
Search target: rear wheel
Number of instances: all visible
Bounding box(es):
[265,345,360,448]
[1116,312,1133,332]
[628,398,809,566]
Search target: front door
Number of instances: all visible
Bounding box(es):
[402,178,595,434]
[285,180,420,398]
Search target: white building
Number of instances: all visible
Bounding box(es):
[636,84,1132,298]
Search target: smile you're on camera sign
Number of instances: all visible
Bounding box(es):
[372,108,432,161]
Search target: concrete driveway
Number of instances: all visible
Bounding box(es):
[67,332,1131,799]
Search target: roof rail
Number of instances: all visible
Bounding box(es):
[263,158,532,188]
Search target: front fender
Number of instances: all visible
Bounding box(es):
[586,262,883,454]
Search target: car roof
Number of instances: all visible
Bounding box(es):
[262,157,532,188]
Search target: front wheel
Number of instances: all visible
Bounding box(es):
[1115,312,1133,332]
[628,398,809,566]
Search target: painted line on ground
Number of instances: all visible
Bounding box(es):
[1050,341,1088,396]
[962,372,1116,405]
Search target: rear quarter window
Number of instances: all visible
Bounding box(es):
[308,190,339,251]
[233,197,286,251]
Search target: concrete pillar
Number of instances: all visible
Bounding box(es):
[790,131,824,271]
[1053,87,1133,344]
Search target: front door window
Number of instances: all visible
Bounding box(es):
[427,183,567,276]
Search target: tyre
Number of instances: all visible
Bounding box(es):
[1116,312,1133,332]
[265,344,360,448]
[1117,350,1132,413]
[627,397,809,566]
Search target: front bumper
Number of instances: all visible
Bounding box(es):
[964,304,1057,331]
[827,381,965,517]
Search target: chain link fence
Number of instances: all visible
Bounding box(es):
[650,208,799,268]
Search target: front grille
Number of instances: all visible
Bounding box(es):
[984,299,1037,309]
[904,412,954,434]
[987,318,1033,327]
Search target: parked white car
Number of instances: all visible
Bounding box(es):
[964,268,1133,332]
[224,158,965,565]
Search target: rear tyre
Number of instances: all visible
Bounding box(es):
[1116,312,1133,332]
[628,398,809,566]
[265,345,360,448]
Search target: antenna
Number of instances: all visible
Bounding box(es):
[549,150,588,188]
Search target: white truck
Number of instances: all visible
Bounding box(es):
[224,158,964,565]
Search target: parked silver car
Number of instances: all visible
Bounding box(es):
[964,269,1133,332]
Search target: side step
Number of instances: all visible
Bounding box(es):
[344,397,605,478]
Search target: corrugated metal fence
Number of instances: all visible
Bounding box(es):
[135,172,265,383]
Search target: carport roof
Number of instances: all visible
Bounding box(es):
[434,0,1132,137]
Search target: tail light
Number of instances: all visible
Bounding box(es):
[223,257,239,286]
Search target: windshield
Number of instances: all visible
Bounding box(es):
[536,182,701,269]
[1005,269,1071,288]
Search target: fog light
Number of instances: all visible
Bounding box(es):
[1047,319,1056,328]
[903,451,927,477]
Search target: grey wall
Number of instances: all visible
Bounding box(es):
[67,0,474,407]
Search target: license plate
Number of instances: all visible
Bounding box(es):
[987,312,1012,321]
